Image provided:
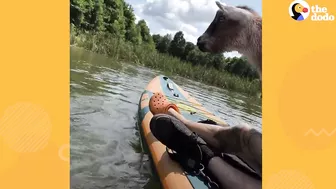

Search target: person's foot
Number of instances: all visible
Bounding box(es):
[150,114,215,168]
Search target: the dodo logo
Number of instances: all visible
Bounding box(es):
[289,0,310,21]
[289,0,335,21]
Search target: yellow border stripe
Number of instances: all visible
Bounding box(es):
[264,0,336,188]
[0,0,69,188]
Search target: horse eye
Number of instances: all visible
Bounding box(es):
[219,15,226,22]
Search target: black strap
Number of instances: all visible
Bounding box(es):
[166,146,202,172]
[166,146,219,189]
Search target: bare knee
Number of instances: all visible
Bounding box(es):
[213,124,261,154]
[213,125,245,153]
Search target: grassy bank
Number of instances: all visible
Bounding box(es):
[70,28,261,97]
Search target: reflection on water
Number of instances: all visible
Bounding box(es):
[70,47,261,189]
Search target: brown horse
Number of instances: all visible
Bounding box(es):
[197,1,262,80]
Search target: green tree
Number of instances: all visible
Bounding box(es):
[137,20,151,42]
[123,2,141,43]
[70,0,92,29]
[168,31,186,58]
[182,42,195,61]
[156,34,172,54]
[152,34,162,45]
[186,48,206,66]
[137,20,155,49]
[104,0,126,39]
[92,0,105,31]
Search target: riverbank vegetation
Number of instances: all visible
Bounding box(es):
[70,0,261,96]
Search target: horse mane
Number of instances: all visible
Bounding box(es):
[236,5,260,17]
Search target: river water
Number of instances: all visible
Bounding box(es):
[70,46,261,189]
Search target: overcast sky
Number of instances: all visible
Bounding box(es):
[124,0,261,58]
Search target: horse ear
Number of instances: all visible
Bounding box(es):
[215,1,251,22]
[216,1,226,10]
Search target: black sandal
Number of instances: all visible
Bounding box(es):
[150,114,215,169]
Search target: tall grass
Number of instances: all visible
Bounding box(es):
[70,28,261,97]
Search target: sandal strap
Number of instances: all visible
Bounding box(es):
[166,146,220,189]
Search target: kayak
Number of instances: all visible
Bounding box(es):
[137,75,256,189]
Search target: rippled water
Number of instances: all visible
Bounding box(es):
[70,47,261,189]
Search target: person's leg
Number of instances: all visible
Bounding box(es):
[213,125,262,176]
[150,114,261,189]
[208,156,261,189]
[165,107,262,168]
[171,116,262,176]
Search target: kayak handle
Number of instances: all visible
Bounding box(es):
[167,82,179,97]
